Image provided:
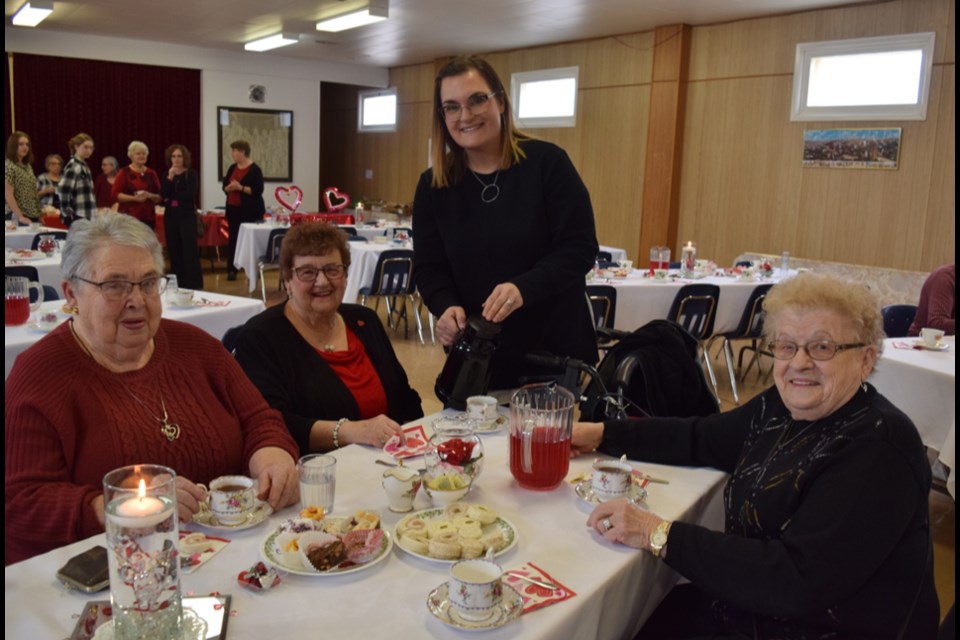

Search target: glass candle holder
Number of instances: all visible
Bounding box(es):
[681,242,697,276]
[103,464,182,640]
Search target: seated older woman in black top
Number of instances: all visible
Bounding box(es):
[235,222,422,454]
[573,273,938,639]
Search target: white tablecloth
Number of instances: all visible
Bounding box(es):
[4,253,62,290]
[3,410,727,640]
[4,291,264,379]
[594,271,792,333]
[871,336,956,497]
[3,226,62,250]
[343,241,413,304]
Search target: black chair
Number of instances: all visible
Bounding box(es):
[347,235,369,242]
[705,283,772,404]
[221,325,243,355]
[341,226,358,236]
[391,226,412,240]
[257,228,288,304]
[597,251,613,263]
[586,285,617,331]
[42,285,59,301]
[668,262,682,270]
[666,284,721,400]
[358,249,423,343]
[882,304,917,338]
[29,230,67,250]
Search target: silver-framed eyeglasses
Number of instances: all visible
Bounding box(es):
[440,91,500,121]
[72,275,168,300]
[767,339,866,361]
[293,264,347,282]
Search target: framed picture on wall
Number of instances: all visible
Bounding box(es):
[218,107,293,180]
[802,128,901,169]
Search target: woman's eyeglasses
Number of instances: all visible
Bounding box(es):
[293,264,347,282]
[73,276,168,300]
[440,91,500,121]
[767,339,866,361]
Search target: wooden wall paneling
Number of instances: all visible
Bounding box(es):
[923,64,955,268]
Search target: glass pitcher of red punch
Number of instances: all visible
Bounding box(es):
[509,383,575,491]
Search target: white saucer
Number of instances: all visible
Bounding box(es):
[191,500,272,530]
[427,582,523,631]
[574,479,648,505]
[472,414,507,434]
[915,339,949,351]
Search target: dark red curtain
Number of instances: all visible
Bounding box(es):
[8,53,199,181]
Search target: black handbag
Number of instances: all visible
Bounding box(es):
[195,212,206,238]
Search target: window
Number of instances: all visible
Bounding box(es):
[358,88,397,132]
[791,33,935,121]
[511,66,578,128]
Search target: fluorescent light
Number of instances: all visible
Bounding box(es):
[244,33,300,52]
[12,1,53,27]
[316,5,388,33]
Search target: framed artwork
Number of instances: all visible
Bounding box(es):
[802,128,901,169]
[218,107,293,180]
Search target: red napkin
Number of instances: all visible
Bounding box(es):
[504,562,576,614]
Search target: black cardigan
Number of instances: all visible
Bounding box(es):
[234,303,423,454]
[222,162,265,219]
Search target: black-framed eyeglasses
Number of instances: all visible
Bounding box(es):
[767,339,867,361]
[440,91,500,121]
[72,275,168,300]
[293,264,347,282]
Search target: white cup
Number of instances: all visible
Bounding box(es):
[591,459,632,499]
[653,269,668,281]
[466,395,498,423]
[618,259,633,271]
[920,327,945,348]
[299,454,336,513]
[174,288,194,307]
[448,557,503,621]
[204,475,256,525]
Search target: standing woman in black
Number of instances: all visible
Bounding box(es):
[161,144,203,290]
[222,140,265,281]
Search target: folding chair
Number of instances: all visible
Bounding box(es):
[882,304,918,338]
[257,228,288,304]
[666,284,720,400]
[706,283,772,404]
[358,249,423,343]
[586,284,618,353]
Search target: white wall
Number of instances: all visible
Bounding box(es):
[5,27,390,210]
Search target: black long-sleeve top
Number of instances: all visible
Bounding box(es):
[600,384,938,639]
[160,168,198,215]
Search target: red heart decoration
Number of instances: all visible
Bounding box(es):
[323,186,351,212]
[274,185,303,213]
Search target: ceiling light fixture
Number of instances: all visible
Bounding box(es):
[244,33,300,52]
[316,3,388,33]
[12,1,54,27]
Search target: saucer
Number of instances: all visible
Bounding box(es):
[191,500,272,530]
[915,339,949,351]
[427,582,523,631]
[575,479,647,505]
[472,414,507,434]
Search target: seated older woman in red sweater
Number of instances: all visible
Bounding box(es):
[4,213,300,565]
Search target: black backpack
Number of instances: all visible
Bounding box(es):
[580,320,719,421]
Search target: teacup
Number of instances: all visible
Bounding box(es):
[448,557,503,621]
[920,327,945,348]
[29,221,41,231]
[618,259,633,271]
[653,269,668,281]
[591,458,632,499]
[174,288,195,307]
[202,476,256,525]
[466,395,498,424]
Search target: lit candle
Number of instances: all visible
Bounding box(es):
[108,479,170,527]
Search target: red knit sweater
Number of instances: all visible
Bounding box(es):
[4,320,298,565]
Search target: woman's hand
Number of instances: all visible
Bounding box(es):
[482,282,523,323]
[436,306,467,346]
[586,498,663,550]
[226,180,242,193]
[341,415,406,447]
[571,422,605,457]
[174,476,208,524]
[249,447,299,511]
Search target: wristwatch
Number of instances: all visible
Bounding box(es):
[649,520,671,558]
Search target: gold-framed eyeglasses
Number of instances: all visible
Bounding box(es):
[72,275,168,300]
[767,339,866,361]
[440,91,500,121]
[293,264,347,282]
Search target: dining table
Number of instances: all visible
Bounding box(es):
[4,291,265,380]
[4,250,62,290]
[870,336,956,497]
[4,225,63,250]
[154,211,229,249]
[2,409,727,639]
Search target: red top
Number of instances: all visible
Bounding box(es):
[227,165,252,207]
[112,166,161,225]
[93,174,116,208]
[316,328,388,419]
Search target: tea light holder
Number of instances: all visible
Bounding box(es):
[103,464,182,640]
[681,242,697,277]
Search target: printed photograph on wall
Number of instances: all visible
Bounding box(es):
[802,128,901,169]
[218,107,293,180]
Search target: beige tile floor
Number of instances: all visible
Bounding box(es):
[203,260,954,622]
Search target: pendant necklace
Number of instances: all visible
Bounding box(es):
[470,169,501,203]
[69,320,181,441]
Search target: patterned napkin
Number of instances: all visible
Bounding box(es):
[504,562,576,614]
[178,531,230,574]
[891,340,921,350]
[383,424,429,458]
[193,297,231,307]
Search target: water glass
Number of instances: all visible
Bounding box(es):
[164,274,178,303]
[298,454,336,514]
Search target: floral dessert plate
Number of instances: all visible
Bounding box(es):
[574,478,648,506]
[393,507,518,564]
[471,414,507,434]
[427,582,523,632]
[10,249,45,261]
[260,517,393,577]
[191,500,272,531]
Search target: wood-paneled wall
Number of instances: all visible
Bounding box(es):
[320,0,955,272]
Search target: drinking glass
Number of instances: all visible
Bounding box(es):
[298,454,336,514]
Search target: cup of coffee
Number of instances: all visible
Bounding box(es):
[174,288,194,307]
[591,458,632,499]
[204,476,256,525]
[448,557,503,621]
[466,395,498,424]
[920,327,945,348]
